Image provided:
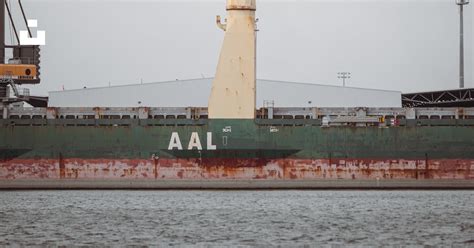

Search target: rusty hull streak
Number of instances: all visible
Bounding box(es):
[1,158,473,181]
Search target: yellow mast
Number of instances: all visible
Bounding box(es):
[208,0,257,119]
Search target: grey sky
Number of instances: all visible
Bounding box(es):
[5,0,473,95]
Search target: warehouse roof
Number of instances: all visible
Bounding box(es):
[49,78,402,108]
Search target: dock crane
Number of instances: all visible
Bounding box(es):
[0,0,43,108]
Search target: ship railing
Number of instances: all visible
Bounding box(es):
[6,107,47,120]
[4,106,474,117]
[2,56,39,65]
[0,118,208,127]
[3,106,474,127]
[270,107,473,121]
[3,117,474,127]
[16,88,30,97]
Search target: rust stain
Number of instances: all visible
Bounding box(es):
[1,158,474,181]
[153,157,159,179]
[415,160,419,179]
[467,161,472,179]
[425,153,431,179]
[177,170,184,179]
[59,153,65,179]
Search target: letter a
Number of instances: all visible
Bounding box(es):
[188,132,203,150]
[168,132,183,150]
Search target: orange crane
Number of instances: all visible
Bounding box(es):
[1,0,41,105]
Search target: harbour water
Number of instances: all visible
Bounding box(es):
[0,190,473,246]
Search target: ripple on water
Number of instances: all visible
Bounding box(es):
[0,190,473,246]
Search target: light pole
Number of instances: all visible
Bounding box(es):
[456,0,469,88]
[337,72,351,87]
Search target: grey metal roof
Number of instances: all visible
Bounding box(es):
[49,78,402,108]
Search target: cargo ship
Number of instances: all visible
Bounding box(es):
[1,0,473,189]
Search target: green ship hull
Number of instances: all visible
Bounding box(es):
[1,119,473,189]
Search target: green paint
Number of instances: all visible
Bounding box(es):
[1,119,474,160]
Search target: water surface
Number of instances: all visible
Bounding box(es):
[0,191,473,246]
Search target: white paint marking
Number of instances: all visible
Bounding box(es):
[27,19,38,28]
[207,132,217,150]
[19,19,46,46]
[168,132,183,150]
[187,132,203,150]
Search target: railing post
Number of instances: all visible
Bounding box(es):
[93,107,100,119]
[2,106,7,119]
[46,107,57,119]
[138,107,149,120]
[406,108,416,120]
[186,108,192,119]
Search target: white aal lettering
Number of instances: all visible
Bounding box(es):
[168,132,183,150]
[188,132,203,150]
[207,132,217,150]
[168,132,217,150]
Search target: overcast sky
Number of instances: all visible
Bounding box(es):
[5,0,473,95]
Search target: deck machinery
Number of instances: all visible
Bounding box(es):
[0,0,473,189]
